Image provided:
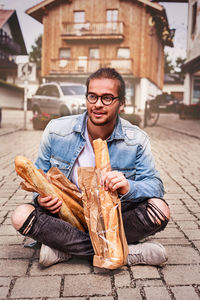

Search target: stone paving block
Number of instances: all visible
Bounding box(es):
[114,268,131,288]
[176,220,198,229]
[171,286,200,300]
[165,245,200,264]
[144,286,171,300]
[91,297,114,300]
[183,229,200,240]
[0,259,29,276]
[0,234,24,245]
[171,213,197,221]
[0,245,34,259]
[116,287,142,300]
[170,205,190,214]
[131,266,160,279]
[63,274,112,297]
[30,258,91,276]
[0,277,11,299]
[154,227,184,239]
[0,224,18,235]
[162,265,200,285]
[193,240,200,251]
[11,276,61,298]
[47,298,87,300]
[135,279,164,287]
[156,238,190,245]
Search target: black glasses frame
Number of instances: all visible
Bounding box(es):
[86,93,119,106]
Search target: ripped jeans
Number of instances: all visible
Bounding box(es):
[18,198,169,259]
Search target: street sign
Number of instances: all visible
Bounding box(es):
[17,63,36,81]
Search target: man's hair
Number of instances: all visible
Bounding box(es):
[86,68,125,103]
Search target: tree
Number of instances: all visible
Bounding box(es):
[29,34,42,69]
[164,53,175,74]
[175,56,186,80]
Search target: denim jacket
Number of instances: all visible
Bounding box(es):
[35,111,164,202]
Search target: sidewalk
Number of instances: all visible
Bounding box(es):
[157,113,200,139]
[0,110,200,299]
[0,109,33,136]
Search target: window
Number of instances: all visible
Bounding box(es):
[106,10,118,22]
[89,48,99,59]
[192,76,200,104]
[49,85,59,97]
[59,48,71,59]
[191,2,197,35]
[74,11,85,23]
[117,48,130,59]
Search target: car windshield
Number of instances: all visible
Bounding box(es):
[61,85,86,95]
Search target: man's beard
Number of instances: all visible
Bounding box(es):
[88,104,120,127]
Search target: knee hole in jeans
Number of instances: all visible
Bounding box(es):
[147,202,169,225]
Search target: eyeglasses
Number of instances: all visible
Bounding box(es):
[86,93,119,106]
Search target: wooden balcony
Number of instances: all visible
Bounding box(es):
[62,22,124,41]
[0,29,21,54]
[50,58,133,74]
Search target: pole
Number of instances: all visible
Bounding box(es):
[23,63,28,130]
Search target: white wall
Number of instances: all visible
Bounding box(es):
[0,86,23,109]
[186,0,200,62]
[135,78,161,111]
[163,83,184,95]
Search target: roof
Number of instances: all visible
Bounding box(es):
[0,9,14,28]
[26,0,163,23]
[0,9,27,55]
[26,0,173,46]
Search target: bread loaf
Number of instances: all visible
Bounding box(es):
[15,155,86,231]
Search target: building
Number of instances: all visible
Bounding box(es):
[183,0,200,106]
[0,9,27,84]
[163,73,184,101]
[26,0,175,111]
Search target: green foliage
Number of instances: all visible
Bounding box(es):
[164,53,174,74]
[164,53,186,81]
[29,34,42,69]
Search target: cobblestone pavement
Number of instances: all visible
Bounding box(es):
[0,112,200,299]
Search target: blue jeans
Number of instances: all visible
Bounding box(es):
[19,198,169,259]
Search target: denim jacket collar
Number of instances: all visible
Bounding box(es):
[73,111,125,141]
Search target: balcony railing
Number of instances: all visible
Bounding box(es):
[62,22,124,40]
[50,58,133,74]
[0,29,21,54]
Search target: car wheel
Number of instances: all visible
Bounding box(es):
[60,106,70,116]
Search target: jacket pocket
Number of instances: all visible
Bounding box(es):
[50,156,70,176]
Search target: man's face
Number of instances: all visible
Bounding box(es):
[86,78,124,127]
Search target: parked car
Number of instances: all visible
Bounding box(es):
[31,82,86,117]
[153,93,181,113]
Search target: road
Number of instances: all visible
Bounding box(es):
[0,112,200,299]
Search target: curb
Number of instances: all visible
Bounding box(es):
[157,124,200,140]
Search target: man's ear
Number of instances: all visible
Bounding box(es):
[119,100,125,113]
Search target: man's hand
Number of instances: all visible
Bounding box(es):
[103,171,130,195]
[38,195,62,214]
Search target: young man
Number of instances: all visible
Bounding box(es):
[12,68,170,267]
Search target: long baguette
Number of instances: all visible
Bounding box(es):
[15,155,85,231]
[93,139,124,264]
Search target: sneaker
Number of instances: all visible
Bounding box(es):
[39,244,72,267]
[127,241,167,266]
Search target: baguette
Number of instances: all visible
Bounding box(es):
[15,155,86,231]
[93,139,124,264]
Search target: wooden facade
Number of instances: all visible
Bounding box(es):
[27,0,174,109]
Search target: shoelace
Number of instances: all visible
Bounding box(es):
[128,251,144,265]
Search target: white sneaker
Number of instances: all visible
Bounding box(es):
[127,241,168,266]
[39,244,72,267]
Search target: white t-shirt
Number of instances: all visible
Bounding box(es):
[71,124,95,188]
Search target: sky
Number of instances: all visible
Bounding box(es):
[0,0,188,64]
